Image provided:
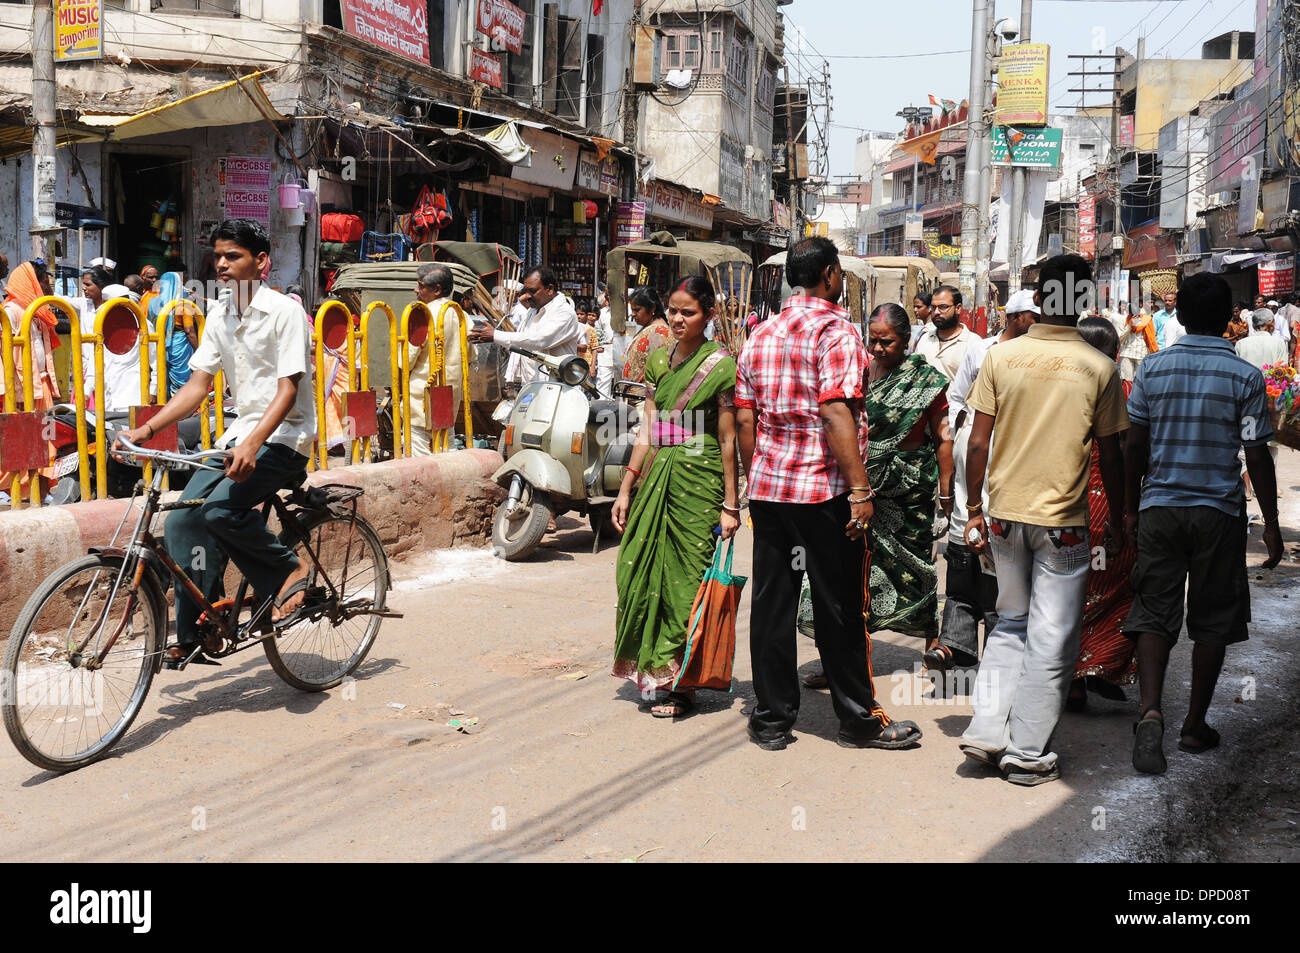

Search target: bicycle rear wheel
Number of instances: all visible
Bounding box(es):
[3,555,163,772]
[264,513,388,691]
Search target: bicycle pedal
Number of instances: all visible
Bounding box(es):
[163,645,222,670]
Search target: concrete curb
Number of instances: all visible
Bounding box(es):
[0,449,504,634]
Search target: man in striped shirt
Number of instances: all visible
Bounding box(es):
[1124,272,1284,776]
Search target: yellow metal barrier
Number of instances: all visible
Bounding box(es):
[89,298,154,498]
[312,300,358,472]
[398,301,433,459]
[358,301,399,464]
[1,293,477,511]
[156,298,223,451]
[432,300,474,453]
[3,296,82,508]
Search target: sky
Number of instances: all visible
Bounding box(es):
[782,0,1261,180]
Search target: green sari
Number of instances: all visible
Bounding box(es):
[613,341,737,691]
[864,354,947,639]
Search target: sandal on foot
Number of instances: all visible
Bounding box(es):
[1085,675,1128,702]
[960,744,998,768]
[1178,723,1221,754]
[651,692,695,719]
[801,669,828,689]
[923,644,955,673]
[1132,707,1166,775]
[1004,763,1061,786]
[838,720,922,750]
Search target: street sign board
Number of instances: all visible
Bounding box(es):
[996,43,1050,125]
[55,0,101,61]
[991,126,1062,169]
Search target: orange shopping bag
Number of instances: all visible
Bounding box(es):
[673,539,747,691]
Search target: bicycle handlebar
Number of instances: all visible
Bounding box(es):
[114,435,230,472]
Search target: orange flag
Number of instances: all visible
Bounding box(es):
[898,129,942,165]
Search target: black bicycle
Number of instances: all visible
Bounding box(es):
[2,438,397,772]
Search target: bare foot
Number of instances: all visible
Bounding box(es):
[272,563,309,622]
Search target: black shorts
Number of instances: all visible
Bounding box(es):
[1122,505,1250,648]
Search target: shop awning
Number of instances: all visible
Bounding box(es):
[429,122,533,166]
[78,72,284,141]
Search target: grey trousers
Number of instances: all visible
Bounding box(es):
[961,518,1091,772]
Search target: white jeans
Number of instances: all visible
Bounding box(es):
[961,518,1091,772]
[596,365,615,400]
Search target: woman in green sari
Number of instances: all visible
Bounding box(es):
[612,276,740,718]
[802,302,953,683]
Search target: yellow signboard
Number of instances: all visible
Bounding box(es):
[55,0,102,62]
[804,222,829,238]
[996,42,1049,126]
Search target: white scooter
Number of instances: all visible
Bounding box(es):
[491,346,641,560]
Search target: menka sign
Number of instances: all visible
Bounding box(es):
[469,48,503,89]
[341,0,430,65]
[476,0,527,56]
[54,0,101,61]
[996,42,1050,126]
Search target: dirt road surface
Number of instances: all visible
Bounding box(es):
[2,458,1298,863]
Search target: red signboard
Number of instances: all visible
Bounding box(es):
[1259,257,1296,296]
[1078,193,1096,260]
[476,0,526,56]
[1118,115,1134,149]
[469,48,503,89]
[340,0,429,65]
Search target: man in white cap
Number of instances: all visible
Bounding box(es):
[925,287,1040,671]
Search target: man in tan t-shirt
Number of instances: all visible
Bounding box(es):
[957,254,1129,786]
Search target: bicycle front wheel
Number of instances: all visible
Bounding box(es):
[3,555,163,772]
[265,513,389,691]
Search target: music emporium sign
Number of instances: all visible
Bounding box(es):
[55,0,101,61]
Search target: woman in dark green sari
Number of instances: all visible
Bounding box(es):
[612,276,740,718]
[802,302,953,684]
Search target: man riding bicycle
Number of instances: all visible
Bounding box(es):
[117,218,317,666]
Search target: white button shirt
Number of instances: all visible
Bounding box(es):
[191,286,317,455]
[495,292,584,386]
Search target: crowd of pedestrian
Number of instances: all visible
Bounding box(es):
[611,235,1289,786]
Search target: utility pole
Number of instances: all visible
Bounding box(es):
[1006,0,1032,294]
[975,19,997,313]
[959,0,990,308]
[31,0,57,262]
[783,65,801,245]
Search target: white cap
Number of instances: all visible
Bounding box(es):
[1005,288,1040,315]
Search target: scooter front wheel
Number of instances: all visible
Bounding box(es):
[492,483,554,561]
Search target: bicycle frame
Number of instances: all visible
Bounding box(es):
[73,458,360,670]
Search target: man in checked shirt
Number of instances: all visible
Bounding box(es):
[736,237,923,752]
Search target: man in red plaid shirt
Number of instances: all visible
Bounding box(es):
[737,237,922,751]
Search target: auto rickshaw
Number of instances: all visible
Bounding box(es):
[864,256,943,320]
[606,231,754,355]
[756,252,879,331]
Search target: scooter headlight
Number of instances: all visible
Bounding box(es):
[559,356,590,386]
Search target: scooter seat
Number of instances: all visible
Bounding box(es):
[588,400,620,428]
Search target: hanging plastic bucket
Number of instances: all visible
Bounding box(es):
[278,174,301,210]
[299,187,317,214]
[285,202,305,227]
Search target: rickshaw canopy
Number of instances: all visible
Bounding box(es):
[606,231,752,333]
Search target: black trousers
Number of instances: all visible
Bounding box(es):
[938,542,999,665]
[749,495,886,737]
